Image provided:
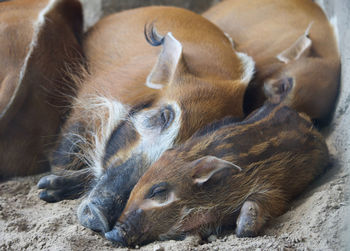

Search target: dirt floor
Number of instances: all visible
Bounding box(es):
[1,1,349,250]
[0,154,348,251]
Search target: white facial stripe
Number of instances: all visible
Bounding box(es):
[82,99,180,178]
[132,101,181,165]
[0,0,58,118]
[140,191,179,210]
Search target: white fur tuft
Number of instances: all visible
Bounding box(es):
[132,101,182,163]
[236,51,255,85]
[224,32,255,85]
[74,96,129,177]
[71,98,181,178]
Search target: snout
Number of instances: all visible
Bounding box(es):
[105,225,127,246]
[77,199,110,233]
[76,167,134,233]
[105,209,145,246]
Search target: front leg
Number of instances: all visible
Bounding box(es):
[236,190,287,237]
[38,168,94,202]
[38,122,92,203]
[236,200,265,237]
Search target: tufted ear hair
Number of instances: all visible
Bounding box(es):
[277,22,313,64]
[145,25,185,90]
[190,156,242,185]
[264,77,294,104]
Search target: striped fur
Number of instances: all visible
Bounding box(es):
[115,101,329,246]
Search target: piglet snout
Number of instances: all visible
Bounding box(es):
[105,225,127,246]
[77,199,110,233]
[105,209,145,246]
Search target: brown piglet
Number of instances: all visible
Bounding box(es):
[105,81,329,246]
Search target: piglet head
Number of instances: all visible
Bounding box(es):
[105,152,241,246]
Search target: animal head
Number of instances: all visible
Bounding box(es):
[105,154,242,246]
[140,24,252,142]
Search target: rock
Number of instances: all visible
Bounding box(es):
[153,244,165,251]
[208,235,217,243]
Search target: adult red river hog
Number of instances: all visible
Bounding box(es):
[107,81,329,246]
[37,6,254,233]
[0,0,84,179]
[204,0,340,123]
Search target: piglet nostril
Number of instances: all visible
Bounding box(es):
[77,200,110,233]
[105,227,127,246]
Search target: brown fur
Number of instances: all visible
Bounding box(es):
[52,6,249,173]
[38,6,254,231]
[203,0,340,121]
[0,0,84,178]
[115,100,329,246]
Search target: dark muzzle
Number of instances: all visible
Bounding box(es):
[105,208,145,247]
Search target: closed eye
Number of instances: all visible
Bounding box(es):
[146,182,169,200]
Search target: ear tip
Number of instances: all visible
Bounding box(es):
[144,22,164,47]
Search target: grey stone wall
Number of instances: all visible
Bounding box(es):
[80,0,221,30]
[315,0,350,248]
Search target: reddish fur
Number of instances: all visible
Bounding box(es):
[117,101,329,245]
[82,6,247,122]
[203,0,340,120]
[58,6,249,170]
[0,0,84,178]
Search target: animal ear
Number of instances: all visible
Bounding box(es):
[264,77,294,104]
[191,156,242,185]
[276,23,313,64]
[146,30,184,90]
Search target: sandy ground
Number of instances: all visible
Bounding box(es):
[0,155,348,251]
[1,1,349,250]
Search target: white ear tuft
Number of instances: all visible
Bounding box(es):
[191,156,242,185]
[146,32,183,90]
[277,22,313,64]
